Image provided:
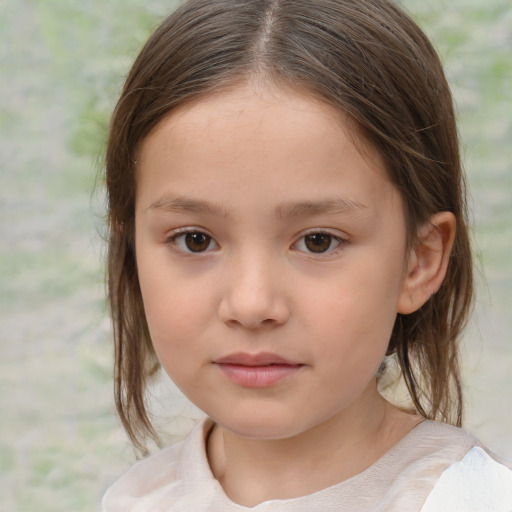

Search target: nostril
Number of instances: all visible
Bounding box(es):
[218,295,290,330]
[217,265,290,328]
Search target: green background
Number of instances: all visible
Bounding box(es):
[0,0,510,509]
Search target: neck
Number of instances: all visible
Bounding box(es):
[207,382,420,507]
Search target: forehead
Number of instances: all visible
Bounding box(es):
[141,84,375,162]
[136,84,401,219]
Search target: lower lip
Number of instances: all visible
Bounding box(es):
[215,363,303,388]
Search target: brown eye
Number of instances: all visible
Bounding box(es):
[169,230,219,254]
[304,233,333,253]
[184,232,212,252]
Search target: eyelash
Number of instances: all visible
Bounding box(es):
[166,229,219,254]
[165,229,348,256]
[292,230,347,256]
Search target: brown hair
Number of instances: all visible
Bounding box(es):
[106,0,473,452]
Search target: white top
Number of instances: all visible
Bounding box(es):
[102,419,512,512]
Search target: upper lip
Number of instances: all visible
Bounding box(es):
[214,352,301,366]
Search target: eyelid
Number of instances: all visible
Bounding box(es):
[165,227,219,254]
[291,228,350,255]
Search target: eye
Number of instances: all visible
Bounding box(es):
[294,232,343,254]
[169,231,218,253]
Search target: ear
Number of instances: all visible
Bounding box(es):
[397,212,456,315]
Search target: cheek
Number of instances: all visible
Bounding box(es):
[136,252,214,360]
[142,280,210,344]
[141,283,210,388]
[302,264,401,329]
[297,260,402,361]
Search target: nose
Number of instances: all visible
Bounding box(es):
[218,251,290,330]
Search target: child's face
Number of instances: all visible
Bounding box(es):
[135,84,412,440]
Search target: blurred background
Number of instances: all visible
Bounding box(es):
[0,0,510,510]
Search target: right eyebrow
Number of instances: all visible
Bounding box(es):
[146,195,229,217]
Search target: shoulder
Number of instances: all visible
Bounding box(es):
[412,419,480,446]
[376,420,512,511]
[421,445,512,512]
[384,419,481,473]
[101,418,214,512]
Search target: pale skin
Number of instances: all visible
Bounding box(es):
[134,83,456,506]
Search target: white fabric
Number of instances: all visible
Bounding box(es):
[102,419,512,511]
[420,446,512,512]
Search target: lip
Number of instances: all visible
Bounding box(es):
[213,352,304,388]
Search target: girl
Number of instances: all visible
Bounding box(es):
[102,0,512,510]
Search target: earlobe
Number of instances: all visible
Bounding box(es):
[397,212,456,315]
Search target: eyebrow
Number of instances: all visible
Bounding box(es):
[147,195,369,218]
[147,195,229,217]
[276,197,369,219]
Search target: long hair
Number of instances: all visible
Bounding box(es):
[105,0,473,452]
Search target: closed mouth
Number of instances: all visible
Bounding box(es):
[213,352,304,387]
[213,352,301,367]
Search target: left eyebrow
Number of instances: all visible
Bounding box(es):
[276,197,370,219]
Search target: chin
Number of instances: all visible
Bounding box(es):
[212,410,312,441]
